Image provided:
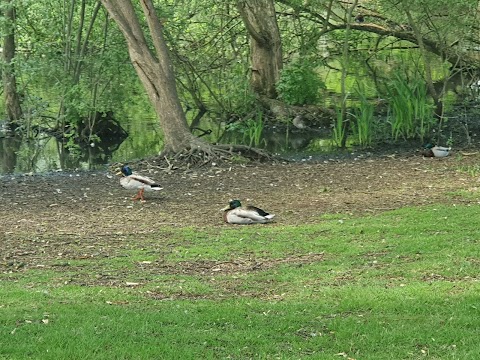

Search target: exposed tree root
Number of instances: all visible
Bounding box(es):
[113,142,280,175]
[161,143,276,168]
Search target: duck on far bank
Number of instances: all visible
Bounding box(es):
[421,144,451,158]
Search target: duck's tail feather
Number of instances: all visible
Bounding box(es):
[247,205,270,217]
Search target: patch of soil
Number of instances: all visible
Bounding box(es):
[2,151,480,282]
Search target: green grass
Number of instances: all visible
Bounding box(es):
[456,163,480,177]
[2,204,480,359]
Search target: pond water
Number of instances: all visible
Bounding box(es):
[0,118,337,175]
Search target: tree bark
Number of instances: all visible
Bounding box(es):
[2,0,23,126]
[100,0,199,153]
[339,0,358,148]
[237,0,283,99]
[100,0,273,166]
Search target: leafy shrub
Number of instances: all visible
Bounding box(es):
[276,60,325,105]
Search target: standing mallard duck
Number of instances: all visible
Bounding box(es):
[222,199,275,225]
[116,165,163,202]
[422,144,451,158]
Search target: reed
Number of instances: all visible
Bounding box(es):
[353,81,375,147]
[332,105,348,147]
[243,112,264,147]
[386,72,434,141]
[225,111,265,147]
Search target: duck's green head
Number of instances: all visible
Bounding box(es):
[116,165,133,177]
[229,199,242,209]
[222,199,242,211]
[121,165,133,176]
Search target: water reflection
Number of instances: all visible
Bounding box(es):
[0,119,334,175]
[0,133,117,174]
[262,126,332,153]
[1,134,22,174]
[0,119,129,174]
[219,124,334,154]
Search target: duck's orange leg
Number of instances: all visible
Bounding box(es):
[132,188,145,201]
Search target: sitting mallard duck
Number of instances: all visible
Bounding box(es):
[116,165,163,201]
[422,144,451,158]
[222,199,275,225]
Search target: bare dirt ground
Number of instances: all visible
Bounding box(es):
[1,151,480,280]
[2,151,480,233]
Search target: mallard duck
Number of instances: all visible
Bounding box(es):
[116,165,163,201]
[422,144,451,158]
[222,199,275,225]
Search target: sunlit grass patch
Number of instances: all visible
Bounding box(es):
[1,204,480,359]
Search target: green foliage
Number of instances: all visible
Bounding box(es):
[331,103,348,147]
[2,0,480,159]
[276,59,326,106]
[166,2,257,128]
[12,0,136,134]
[352,81,375,147]
[215,63,257,118]
[386,71,435,141]
[456,163,480,177]
[225,111,265,147]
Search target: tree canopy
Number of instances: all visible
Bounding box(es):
[2,0,480,166]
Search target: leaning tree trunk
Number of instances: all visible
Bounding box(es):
[2,0,23,127]
[237,0,283,99]
[101,0,272,166]
[101,0,199,154]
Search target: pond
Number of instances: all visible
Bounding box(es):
[0,118,338,175]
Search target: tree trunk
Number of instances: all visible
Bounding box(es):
[100,0,272,166]
[339,0,358,148]
[1,135,22,173]
[2,0,23,126]
[237,0,283,99]
[100,0,199,153]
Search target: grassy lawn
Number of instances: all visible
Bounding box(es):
[1,204,479,359]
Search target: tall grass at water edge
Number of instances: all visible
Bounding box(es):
[353,81,375,147]
[244,113,264,147]
[225,111,265,147]
[386,72,434,142]
[332,102,348,147]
